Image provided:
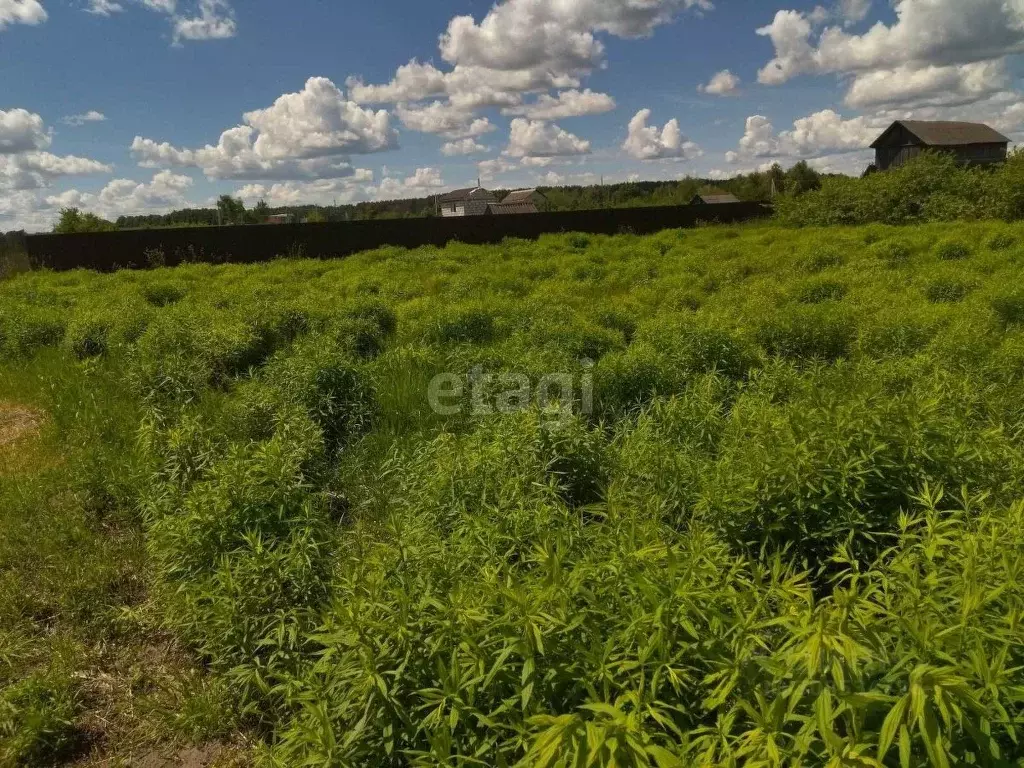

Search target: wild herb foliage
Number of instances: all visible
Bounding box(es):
[777,151,1024,227]
[2,222,1024,765]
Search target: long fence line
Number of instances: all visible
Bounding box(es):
[25,202,771,272]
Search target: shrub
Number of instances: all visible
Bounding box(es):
[644,320,759,381]
[129,304,280,403]
[343,298,397,336]
[934,238,972,261]
[988,232,1017,251]
[0,305,65,358]
[594,344,678,416]
[0,672,81,765]
[430,306,496,344]
[858,314,938,358]
[140,280,187,307]
[992,290,1024,327]
[596,309,638,345]
[775,152,994,227]
[62,300,151,359]
[796,278,848,304]
[538,415,608,508]
[800,245,845,273]
[262,336,376,452]
[871,239,913,266]
[925,276,973,304]
[756,305,857,362]
[567,233,591,250]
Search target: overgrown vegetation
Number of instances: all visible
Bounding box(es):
[2,221,1024,765]
[778,150,1024,226]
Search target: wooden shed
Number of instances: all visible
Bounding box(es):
[870,120,1009,171]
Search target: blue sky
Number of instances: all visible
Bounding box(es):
[2,0,1022,230]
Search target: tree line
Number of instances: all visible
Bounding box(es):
[48,161,828,233]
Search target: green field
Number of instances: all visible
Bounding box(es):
[2,221,1024,766]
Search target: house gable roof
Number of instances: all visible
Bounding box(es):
[437,187,496,204]
[487,201,539,215]
[871,120,1010,149]
[501,189,542,204]
[692,193,740,205]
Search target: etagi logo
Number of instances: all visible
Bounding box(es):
[428,362,594,423]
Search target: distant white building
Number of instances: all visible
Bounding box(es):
[436,187,498,217]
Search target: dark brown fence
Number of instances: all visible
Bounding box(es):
[25,202,771,272]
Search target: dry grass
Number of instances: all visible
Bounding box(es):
[0,402,52,477]
[0,402,43,447]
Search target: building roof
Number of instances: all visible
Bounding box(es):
[487,202,539,215]
[501,188,541,204]
[465,200,493,216]
[871,120,1010,148]
[437,186,496,203]
[692,193,741,205]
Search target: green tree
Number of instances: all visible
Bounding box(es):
[216,195,247,225]
[785,160,823,196]
[767,163,786,197]
[52,207,116,234]
[253,199,270,223]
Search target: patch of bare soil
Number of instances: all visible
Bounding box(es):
[66,636,252,768]
[133,743,245,768]
[0,402,43,447]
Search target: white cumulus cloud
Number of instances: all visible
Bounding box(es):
[132,77,398,181]
[623,108,701,160]
[699,69,740,96]
[757,0,1024,110]
[61,110,107,126]
[505,118,590,158]
[0,109,111,199]
[47,171,196,220]
[844,59,1008,108]
[0,0,46,30]
[86,0,123,15]
[235,170,375,207]
[501,89,616,119]
[347,0,714,141]
[729,109,882,167]
[441,138,489,156]
[0,108,51,154]
[347,60,448,104]
[439,0,712,75]
[172,0,235,43]
[478,156,519,180]
[374,166,445,200]
[394,101,494,140]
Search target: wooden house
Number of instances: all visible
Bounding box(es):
[870,120,1009,171]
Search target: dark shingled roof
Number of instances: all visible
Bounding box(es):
[487,201,538,215]
[437,187,497,204]
[691,193,741,205]
[871,120,1010,148]
[501,189,541,204]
